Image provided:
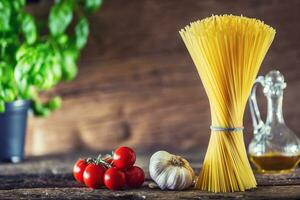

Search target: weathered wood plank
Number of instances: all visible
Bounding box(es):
[0,170,299,191]
[0,185,299,200]
[0,154,299,199]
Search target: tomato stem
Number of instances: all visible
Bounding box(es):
[93,154,112,168]
[86,157,94,163]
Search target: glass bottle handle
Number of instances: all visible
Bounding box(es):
[249,76,265,134]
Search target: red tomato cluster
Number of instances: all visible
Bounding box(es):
[73,146,145,190]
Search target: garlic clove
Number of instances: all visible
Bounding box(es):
[176,168,187,190]
[166,166,181,190]
[156,167,171,190]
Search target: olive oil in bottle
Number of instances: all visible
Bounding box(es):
[248,71,300,174]
[250,153,300,173]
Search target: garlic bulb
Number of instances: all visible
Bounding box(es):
[149,151,195,190]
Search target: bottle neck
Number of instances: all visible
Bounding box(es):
[266,94,285,124]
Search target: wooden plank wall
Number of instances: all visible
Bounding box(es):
[26,0,300,155]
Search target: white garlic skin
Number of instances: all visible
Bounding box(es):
[149,151,195,190]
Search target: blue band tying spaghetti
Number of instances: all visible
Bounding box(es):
[210,126,244,132]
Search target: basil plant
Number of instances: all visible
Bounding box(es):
[0,0,102,116]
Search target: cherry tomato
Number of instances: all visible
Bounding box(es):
[125,166,145,188]
[83,163,106,189]
[113,146,136,170]
[104,168,126,190]
[73,159,88,183]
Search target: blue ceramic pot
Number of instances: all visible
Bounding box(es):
[0,100,31,163]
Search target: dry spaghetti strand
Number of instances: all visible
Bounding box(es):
[179,15,275,192]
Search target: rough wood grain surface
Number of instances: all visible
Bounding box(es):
[25,0,300,155]
[0,153,299,200]
[0,185,299,200]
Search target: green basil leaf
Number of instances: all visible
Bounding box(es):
[42,67,55,90]
[32,101,50,117]
[1,63,14,83]
[63,62,77,81]
[30,58,43,75]
[47,96,61,111]
[0,101,5,113]
[57,34,69,46]
[12,0,25,11]
[15,57,33,80]
[51,61,62,82]
[75,17,89,49]
[33,74,44,87]
[2,89,15,102]
[0,62,6,78]
[17,78,33,99]
[16,44,29,60]
[19,13,37,44]
[62,50,78,80]
[49,2,73,36]
[0,0,11,32]
[84,0,103,13]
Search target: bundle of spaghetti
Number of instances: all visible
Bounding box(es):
[179,15,275,192]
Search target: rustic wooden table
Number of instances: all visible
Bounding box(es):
[0,152,299,200]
